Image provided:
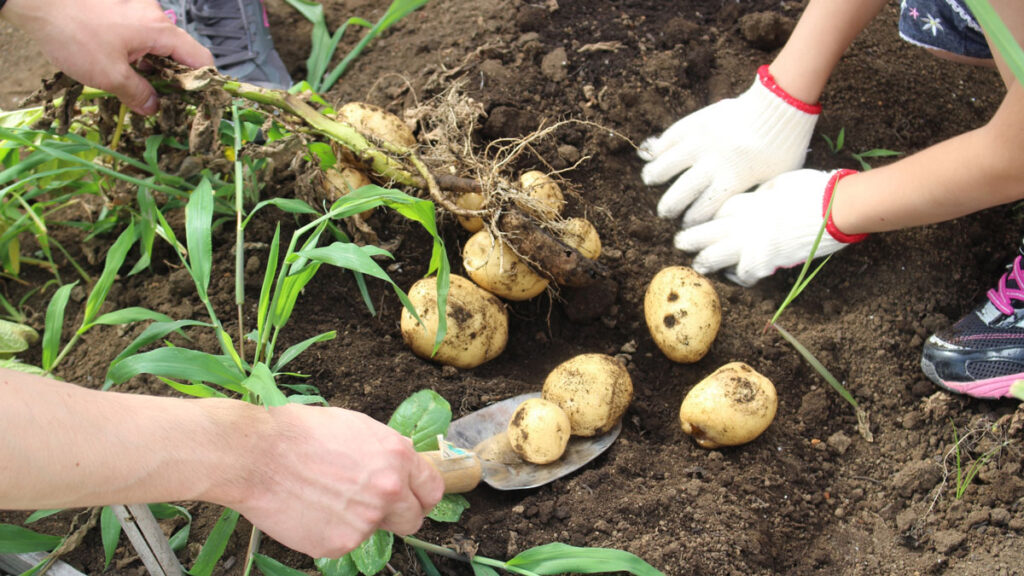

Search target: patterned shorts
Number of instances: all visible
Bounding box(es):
[898,0,993,59]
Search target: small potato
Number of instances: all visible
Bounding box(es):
[400,275,508,369]
[336,102,416,148]
[679,362,778,449]
[559,217,601,260]
[507,398,572,465]
[463,229,549,301]
[517,170,565,221]
[644,266,721,363]
[542,353,633,437]
[455,191,486,232]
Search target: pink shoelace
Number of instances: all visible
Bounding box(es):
[987,255,1024,315]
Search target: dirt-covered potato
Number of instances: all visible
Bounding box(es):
[336,101,416,148]
[507,397,572,465]
[517,170,566,221]
[400,275,508,369]
[455,191,485,232]
[679,362,778,449]
[559,217,601,260]
[542,353,633,437]
[462,229,549,300]
[644,266,721,363]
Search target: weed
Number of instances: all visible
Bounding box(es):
[947,418,1007,500]
[820,128,903,170]
[284,0,431,93]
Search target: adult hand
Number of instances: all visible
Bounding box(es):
[225,404,445,559]
[639,65,821,228]
[675,169,867,287]
[2,0,214,115]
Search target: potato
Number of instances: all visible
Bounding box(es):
[559,217,601,260]
[400,274,508,369]
[462,229,549,301]
[455,191,485,232]
[336,101,416,148]
[679,362,777,449]
[644,266,721,363]
[542,353,633,437]
[517,170,566,221]
[507,398,572,465]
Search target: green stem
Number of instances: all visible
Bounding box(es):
[47,332,82,376]
[401,537,542,576]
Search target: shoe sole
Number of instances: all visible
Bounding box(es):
[921,356,1017,399]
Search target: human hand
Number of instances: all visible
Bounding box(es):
[675,169,867,287]
[639,65,821,228]
[2,0,214,115]
[224,404,444,559]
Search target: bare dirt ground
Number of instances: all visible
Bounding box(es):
[2,1,1024,575]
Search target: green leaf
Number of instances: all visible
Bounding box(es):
[308,141,337,169]
[0,319,39,358]
[470,562,501,576]
[91,307,173,326]
[256,224,281,340]
[100,505,121,569]
[107,347,246,393]
[426,494,469,523]
[315,555,359,576]
[0,524,62,554]
[104,319,211,388]
[508,543,665,576]
[297,242,395,282]
[162,376,228,399]
[963,0,1024,89]
[1011,380,1024,400]
[243,198,318,229]
[273,330,336,373]
[350,530,393,576]
[242,362,288,407]
[81,221,137,329]
[387,389,451,451]
[41,282,76,371]
[24,509,62,523]
[252,554,310,576]
[188,508,239,576]
[186,178,215,301]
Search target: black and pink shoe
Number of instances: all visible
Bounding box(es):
[921,255,1024,399]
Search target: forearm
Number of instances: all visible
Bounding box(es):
[770,0,890,103]
[0,370,262,510]
[832,85,1024,234]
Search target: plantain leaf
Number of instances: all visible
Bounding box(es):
[426,494,469,523]
[350,530,393,576]
[387,389,451,451]
[315,555,359,576]
[507,543,665,576]
[0,318,39,358]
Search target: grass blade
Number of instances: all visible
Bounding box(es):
[186,179,215,302]
[81,221,137,330]
[272,330,336,373]
[107,347,247,393]
[963,0,1024,87]
[189,508,240,576]
[0,524,62,554]
[41,282,76,371]
[100,505,121,569]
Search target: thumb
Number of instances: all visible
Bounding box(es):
[112,68,160,116]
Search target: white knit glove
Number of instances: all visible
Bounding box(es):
[640,65,821,228]
[674,169,867,287]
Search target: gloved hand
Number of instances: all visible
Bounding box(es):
[639,65,821,228]
[675,169,867,287]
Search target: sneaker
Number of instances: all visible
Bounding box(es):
[158,0,293,89]
[921,253,1024,399]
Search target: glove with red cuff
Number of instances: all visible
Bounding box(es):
[674,169,868,287]
[640,65,822,228]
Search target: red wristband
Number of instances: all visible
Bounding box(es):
[757,65,822,115]
[822,169,867,244]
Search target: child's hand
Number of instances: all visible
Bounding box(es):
[2,0,214,115]
[674,169,867,287]
[639,66,821,229]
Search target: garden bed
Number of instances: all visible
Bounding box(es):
[2,0,1023,574]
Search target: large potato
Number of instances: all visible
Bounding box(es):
[462,230,549,301]
[336,102,416,148]
[400,275,508,369]
[542,353,633,437]
[517,170,565,221]
[507,398,572,464]
[679,362,777,449]
[644,266,721,363]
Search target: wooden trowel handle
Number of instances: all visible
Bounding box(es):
[420,450,483,493]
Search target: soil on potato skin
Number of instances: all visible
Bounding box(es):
[3,1,1024,575]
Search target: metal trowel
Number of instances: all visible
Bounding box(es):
[421,392,621,492]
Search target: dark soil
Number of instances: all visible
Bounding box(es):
[2,1,1024,575]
